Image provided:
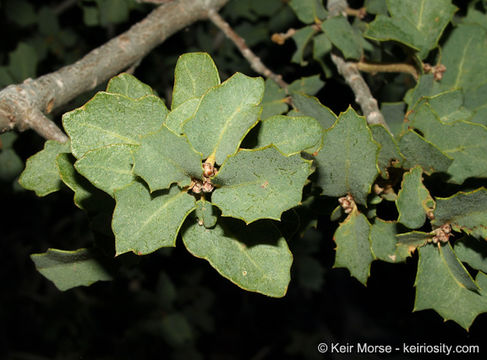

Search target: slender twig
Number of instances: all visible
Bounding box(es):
[53,0,79,15]
[0,0,228,141]
[356,61,419,81]
[327,0,389,130]
[207,9,289,90]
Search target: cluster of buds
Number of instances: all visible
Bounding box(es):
[423,63,447,81]
[189,161,218,194]
[338,193,356,214]
[430,223,452,244]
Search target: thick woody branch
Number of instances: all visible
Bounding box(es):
[207,9,289,90]
[0,0,228,141]
[327,0,389,130]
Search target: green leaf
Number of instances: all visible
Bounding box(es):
[441,241,480,292]
[195,199,218,229]
[183,72,264,164]
[106,73,155,98]
[404,74,435,108]
[0,148,23,182]
[291,26,316,65]
[5,0,37,26]
[370,219,416,263]
[8,42,37,81]
[314,108,379,205]
[133,126,202,192]
[74,144,135,196]
[288,75,324,95]
[321,16,362,60]
[19,140,70,196]
[333,211,373,284]
[289,0,327,23]
[380,102,406,137]
[415,244,487,330]
[164,98,199,134]
[212,147,312,224]
[425,89,473,123]
[261,79,288,120]
[396,230,432,247]
[396,166,434,229]
[0,133,22,182]
[171,52,220,109]
[407,103,487,184]
[256,115,322,155]
[370,124,403,179]
[398,130,453,175]
[31,248,112,291]
[432,189,487,239]
[435,24,487,92]
[291,92,336,130]
[182,217,292,297]
[454,236,487,273]
[96,0,129,25]
[63,92,168,159]
[365,0,456,59]
[365,0,387,15]
[312,33,333,74]
[112,182,196,255]
[57,153,113,212]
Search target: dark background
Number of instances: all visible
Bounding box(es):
[1,0,486,359]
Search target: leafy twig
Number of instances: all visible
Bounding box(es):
[327,0,389,130]
[0,0,228,141]
[207,9,289,90]
[356,61,419,81]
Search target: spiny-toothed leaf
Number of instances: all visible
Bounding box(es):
[133,126,202,192]
[432,189,487,239]
[365,0,456,59]
[291,26,316,65]
[261,79,288,120]
[57,153,113,212]
[112,181,196,255]
[164,98,199,135]
[407,103,487,184]
[314,108,379,205]
[435,24,487,92]
[289,0,327,24]
[63,92,168,159]
[171,52,220,109]
[74,144,135,196]
[321,16,362,60]
[291,92,336,130]
[396,166,434,229]
[454,237,487,273]
[333,210,373,284]
[288,75,324,95]
[212,146,312,224]
[182,216,292,298]
[370,219,416,263]
[19,140,70,196]
[106,73,155,98]
[256,115,322,155]
[30,248,112,291]
[195,199,218,229]
[183,73,264,165]
[370,124,403,179]
[399,130,453,175]
[415,244,487,330]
